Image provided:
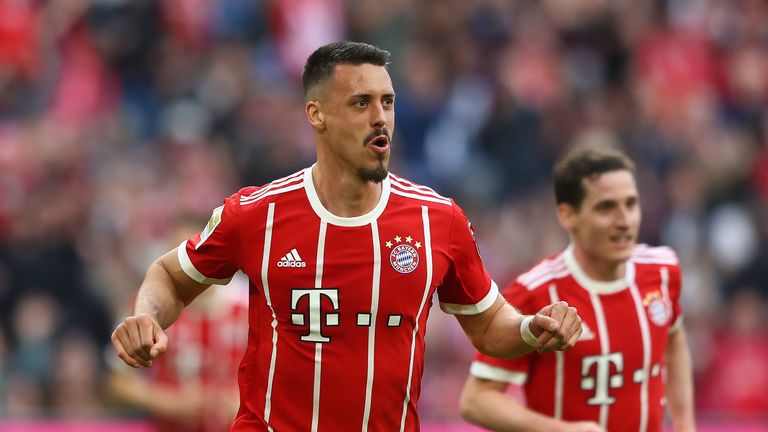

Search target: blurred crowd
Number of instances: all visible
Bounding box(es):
[1,0,767,426]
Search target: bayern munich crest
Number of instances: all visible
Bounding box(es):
[385,235,422,274]
[643,291,670,327]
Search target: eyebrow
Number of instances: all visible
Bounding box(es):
[593,195,638,206]
[349,92,396,99]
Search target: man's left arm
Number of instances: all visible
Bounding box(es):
[444,204,582,358]
[455,295,582,359]
[665,325,696,432]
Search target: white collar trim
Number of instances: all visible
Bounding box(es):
[303,165,391,227]
[564,244,634,295]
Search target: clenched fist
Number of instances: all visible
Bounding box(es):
[527,301,582,352]
[111,314,168,368]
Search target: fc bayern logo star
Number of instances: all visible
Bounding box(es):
[390,244,419,274]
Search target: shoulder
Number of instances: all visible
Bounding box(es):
[236,169,307,209]
[515,252,570,292]
[388,173,453,208]
[631,244,679,266]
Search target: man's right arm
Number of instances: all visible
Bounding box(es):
[111,248,210,368]
[459,375,606,432]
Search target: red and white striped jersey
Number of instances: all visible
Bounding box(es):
[471,244,683,432]
[178,167,498,432]
[152,285,249,432]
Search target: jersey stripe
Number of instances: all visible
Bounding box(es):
[629,279,652,432]
[315,223,326,288]
[311,221,328,432]
[399,206,434,431]
[391,187,452,206]
[240,182,304,206]
[632,257,678,265]
[240,175,302,203]
[518,256,566,287]
[240,170,304,200]
[548,284,565,420]
[389,175,445,196]
[389,184,451,204]
[590,290,611,427]
[361,222,382,431]
[525,266,569,291]
[311,344,323,432]
[632,250,676,259]
[390,177,450,201]
[631,245,678,265]
[261,203,278,432]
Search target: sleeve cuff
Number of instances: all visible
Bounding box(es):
[668,314,684,334]
[440,280,499,315]
[177,240,233,285]
[470,361,527,385]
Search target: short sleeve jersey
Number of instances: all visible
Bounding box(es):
[471,245,683,432]
[178,168,498,432]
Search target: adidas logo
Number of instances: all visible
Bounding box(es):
[278,248,306,268]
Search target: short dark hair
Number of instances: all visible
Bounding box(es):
[302,41,391,98]
[553,144,636,209]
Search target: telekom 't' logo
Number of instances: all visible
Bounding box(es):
[290,289,339,343]
[580,352,624,405]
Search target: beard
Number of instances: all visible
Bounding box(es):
[357,127,390,183]
[357,158,388,183]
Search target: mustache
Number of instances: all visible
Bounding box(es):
[363,127,390,146]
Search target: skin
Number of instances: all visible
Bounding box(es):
[557,170,640,281]
[460,169,695,431]
[108,289,240,427]
[112,62,582,379]
[306,63,395,217]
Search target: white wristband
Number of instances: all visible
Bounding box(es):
[520,315,539,347]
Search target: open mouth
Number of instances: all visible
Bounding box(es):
[369,136,389,148]
[368,135,389,154]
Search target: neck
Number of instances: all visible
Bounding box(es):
[572,246,626,281]
[311,163,383,217]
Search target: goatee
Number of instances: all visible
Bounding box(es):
[358,162,388,183]
[359,127,390,183]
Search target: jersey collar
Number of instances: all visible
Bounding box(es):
[563,244,635,295]
[303,165,391,227]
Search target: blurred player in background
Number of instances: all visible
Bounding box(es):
[460,145,695,432]
[110,41,583,431]
[106,217,248,431]
[108,284,247,432]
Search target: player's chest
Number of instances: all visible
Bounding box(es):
[242,214,452,308]
[566,287,673,365]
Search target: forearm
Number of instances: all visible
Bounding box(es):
[665,328,696,431]
[113,249,210,368]
[479,304,536,358]
[456,296,535,358]
[133,249,209,329]
[133,260,187,329]
[458,296,580,358]
[460,378,566,432]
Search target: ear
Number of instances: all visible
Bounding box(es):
[556,203,577,232]
[306,101,325,131]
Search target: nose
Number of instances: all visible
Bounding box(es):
[370,102,386,128]
[615,206,631,228]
